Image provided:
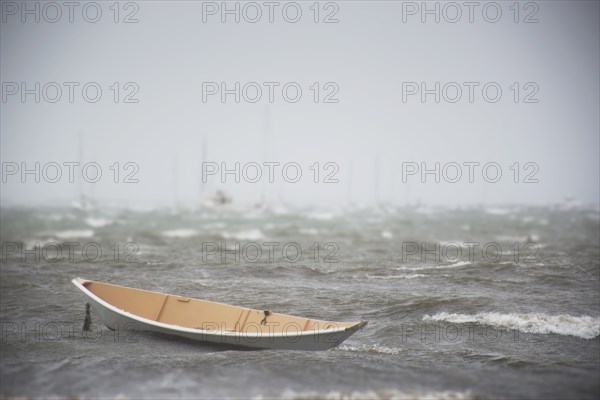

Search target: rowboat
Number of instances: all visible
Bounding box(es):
[72,278,367,350]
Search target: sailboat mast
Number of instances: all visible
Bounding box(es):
[199,135,207,207]
[374,154,380,207]
[172,154,178,209]
[78,131,85,207]
[347,160,353,207]
[261,105,271,206]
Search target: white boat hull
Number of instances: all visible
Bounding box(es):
[73,279,365,351]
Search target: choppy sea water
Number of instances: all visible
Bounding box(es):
[1,204,599,399]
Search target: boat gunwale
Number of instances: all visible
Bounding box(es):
[72,278,364,337]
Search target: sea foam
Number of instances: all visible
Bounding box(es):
[221,229,264,240]
[335,344,402,355]
[259,388,474,400]
[53,229,94,239]
[162,229,199,238]
[85,217,113,228]
[423,312,600,340]
[366,274,426,280]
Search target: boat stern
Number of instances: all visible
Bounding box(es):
[347,320,368,332]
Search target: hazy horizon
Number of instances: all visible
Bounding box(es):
[2,1,599,208]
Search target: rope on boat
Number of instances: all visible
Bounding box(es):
[83,303,92,331]
[261,310,271,325]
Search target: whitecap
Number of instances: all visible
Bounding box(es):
[366,274,426,280]
[162,229,199,238]
[300,228,319,235]
[267,388,474,400]
[397,261,471,272]
[335,344,402,355]
[53,229,94,239]
[203,222,226,230]
[485,208,510,215]
[221,229,264,241]
[43,214,64,221]
[437,241,470,249]
[586,213,599,222]
[445,261,471,268]
[495,235,524,242]
[85,217,112,228]
[306,212,336,221]
[422,312,600,340]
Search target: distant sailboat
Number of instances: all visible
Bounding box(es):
[199,136,234,210]
[344,160,356,212]
[170,154,180,214]
[198,135,207,208]
[72,132,93,212]
[255,104,271,210]
[374,153,381,211]
[204,189,233,208]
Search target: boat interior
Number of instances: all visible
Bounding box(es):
[76,278,361,333]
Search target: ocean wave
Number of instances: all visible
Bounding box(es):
[52,229,94,239]
[306,212,336,221]
[422,312,600,340]
[365,274,426,280]
[203,222,227,230]
[445,261,471,268]
[221,229,264,240]
[485,208,511,215]
[397,261,471,271]
[85,217,113,228]
[436,241,471,249]
[495,234,540,243]
[335,344,402,355]
[299,228,319,235]
[162,229,199,238]
[381,230,393,239]
[41,213,65,221]
[259,389,474,400]
[587,212,600,221]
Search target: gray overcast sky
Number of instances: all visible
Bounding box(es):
[1,1,599,208]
